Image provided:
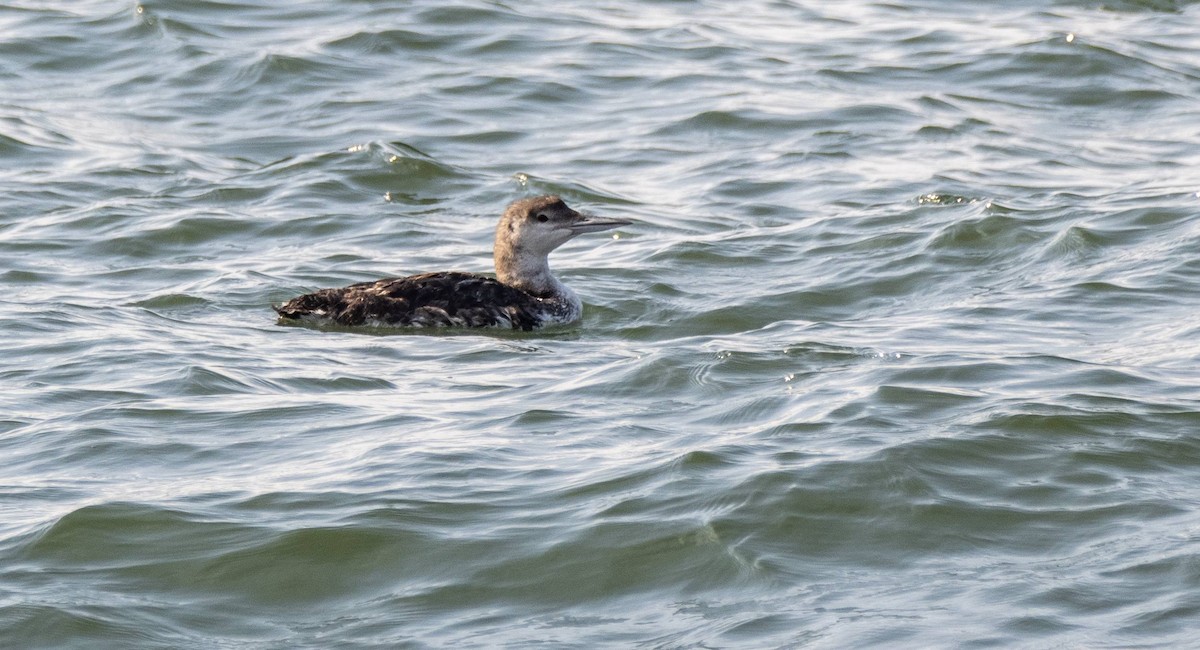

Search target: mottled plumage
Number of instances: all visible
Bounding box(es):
[276,271,555,330]
[274,196,631,330]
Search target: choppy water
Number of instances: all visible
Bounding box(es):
[4,0,1200,647]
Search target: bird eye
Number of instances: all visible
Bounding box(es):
[536,213,549,223]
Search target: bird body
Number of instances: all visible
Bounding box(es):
[275,196,629,331]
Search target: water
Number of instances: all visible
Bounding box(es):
[3,0,1200,646]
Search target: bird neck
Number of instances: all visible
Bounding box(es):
[495,245,562,297]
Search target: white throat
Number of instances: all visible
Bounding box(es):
[495,246,563,297]
[493,242,582,322]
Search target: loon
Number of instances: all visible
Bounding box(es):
[274,195,631,330]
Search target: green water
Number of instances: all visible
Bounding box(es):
[4,0,1200,647]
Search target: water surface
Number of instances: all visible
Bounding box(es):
[3,0,1200,647]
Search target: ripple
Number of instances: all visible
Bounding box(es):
[6,0,1200,647]
[926,212,1043,254]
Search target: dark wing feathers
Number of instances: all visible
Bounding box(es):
[275,272,543,330]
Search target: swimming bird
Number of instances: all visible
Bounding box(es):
[274,195,631,330]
